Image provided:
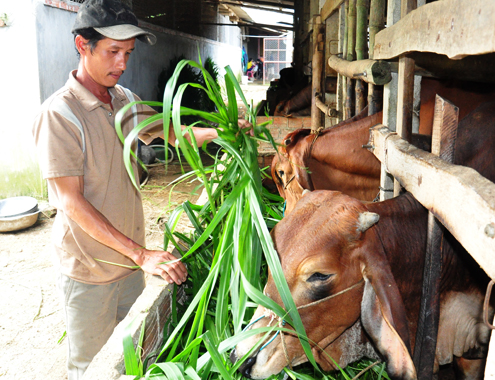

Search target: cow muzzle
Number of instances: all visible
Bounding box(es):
[230,349,258,378]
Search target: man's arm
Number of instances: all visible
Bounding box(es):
[139,120,253,146]
[49,176,188,284]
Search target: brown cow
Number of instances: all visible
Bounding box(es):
[272,109,432,214]
[273,106,495,215]
[231,190,493,379]
[272,79,495,215]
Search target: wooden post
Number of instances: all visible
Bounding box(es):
[413,95,459,380]
[393,0,417,196]
[325,8,340,128]
[311,16,325,132]
[379,0,400,201]
[355,0,369,114]
[368,0,385,116]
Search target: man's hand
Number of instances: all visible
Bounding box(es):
[238,119,254,136]
[135,248,188,285]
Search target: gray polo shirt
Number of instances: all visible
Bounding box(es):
[33,70,157,284]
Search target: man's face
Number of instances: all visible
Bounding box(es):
[80,37,136,88]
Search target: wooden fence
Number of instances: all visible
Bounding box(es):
[310,0,495,377]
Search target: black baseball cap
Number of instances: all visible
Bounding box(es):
[71,0,156,45]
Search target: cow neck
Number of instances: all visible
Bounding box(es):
[306,112,383,180]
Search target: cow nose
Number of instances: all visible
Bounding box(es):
[238,355,257,378]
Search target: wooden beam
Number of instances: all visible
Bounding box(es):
[321,0,345,21]
[221,0,295,9]
[369,125,495,281]
[201,22,293,30]
[374,0,495,60]
[212,1,294,14]
[327,55,392,85]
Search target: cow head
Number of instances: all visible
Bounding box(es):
[232,191,416,380]
[271,130,314,215]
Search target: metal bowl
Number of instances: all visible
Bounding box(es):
[0,196,39,218]
[0,210,40,232]
[0,197,40,232]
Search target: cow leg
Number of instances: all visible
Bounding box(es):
[453,357,486,380]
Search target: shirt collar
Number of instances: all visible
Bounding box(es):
[67,70,126,111]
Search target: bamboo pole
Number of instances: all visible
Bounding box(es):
[346,0,356,62]
[345,0,356,119]
[340,0,349,120]
[355,0,369,114]
[368,0,386,116]
[336,2,347,122]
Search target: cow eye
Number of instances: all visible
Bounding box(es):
[278,170,285,177]
[284,138,291,146]
[307,273,333,282]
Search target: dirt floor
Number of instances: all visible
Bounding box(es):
[0,82,267,380]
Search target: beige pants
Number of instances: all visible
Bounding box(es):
[58,270,145,380]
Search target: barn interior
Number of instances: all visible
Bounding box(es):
[117,0,495,375]
[3,0,494,378]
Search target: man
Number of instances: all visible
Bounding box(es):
[32,0,220,378]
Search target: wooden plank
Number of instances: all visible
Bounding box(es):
[413,95,459,380]
[369,125,495,280]
[374,0,495,60]
[321,0,346,21]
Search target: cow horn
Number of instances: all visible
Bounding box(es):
[302,189,311,196]
[357,212,380,232]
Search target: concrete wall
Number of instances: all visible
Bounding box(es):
[0,0,242,198]
[124,20,243,102]
[34,2,242,103]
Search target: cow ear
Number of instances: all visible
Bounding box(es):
[360,257,417,379]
